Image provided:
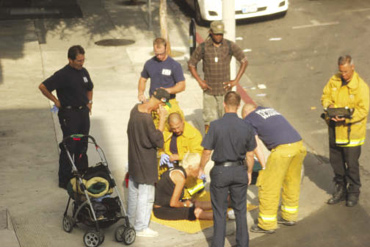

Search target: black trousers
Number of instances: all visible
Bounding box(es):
[153,206,196,221]
[58,107,90,185]
[329,122,362,196]
[210,164,249,247]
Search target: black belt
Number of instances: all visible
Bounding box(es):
[63,105,86,110]
[215,160,245,167]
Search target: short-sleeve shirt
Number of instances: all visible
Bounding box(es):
[188,38,247,96]
[243,106,302,150]
[141,56,185,99]
[202,113,256,162]
[42,65,94,107]
[127,104,164,184]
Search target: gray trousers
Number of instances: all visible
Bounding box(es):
[210,164,249,247]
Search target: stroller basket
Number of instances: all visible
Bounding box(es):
[67,163,115,199]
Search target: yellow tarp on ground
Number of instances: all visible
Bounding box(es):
[151,191,258,234]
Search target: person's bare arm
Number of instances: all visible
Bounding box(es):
[189,65,212,91]
[157,105,168,132]
[138,77,148,102]
[86,90,93,114]
[246,150,254,185]
[39,83,61,108]
[223,60,248,90]
[253,135,266,169]
[169,170,191,207]
[199,149,212,178]
[164,80,186,94]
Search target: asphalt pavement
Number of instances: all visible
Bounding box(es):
[0,0,358,246]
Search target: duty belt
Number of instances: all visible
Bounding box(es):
[215,160,245,167]
[63,105,86,110]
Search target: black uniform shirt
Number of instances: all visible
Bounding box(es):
[42,65,94,107]
[202,113,256,163]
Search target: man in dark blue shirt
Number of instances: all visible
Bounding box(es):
[242,104,307,234]
[199,91,256,247]
[137,37,186,128]
[39,45,93,189]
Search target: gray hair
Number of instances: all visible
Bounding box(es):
[338,55,354,66]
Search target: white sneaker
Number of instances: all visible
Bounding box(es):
[227,209,235,220]
[136,228,159,237]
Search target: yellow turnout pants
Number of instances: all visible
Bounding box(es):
[257,140,307,230]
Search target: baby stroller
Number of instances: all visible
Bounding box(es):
[62,134,135,247]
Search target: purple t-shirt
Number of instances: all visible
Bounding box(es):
[244,106,301,150]
[141,56,185,98]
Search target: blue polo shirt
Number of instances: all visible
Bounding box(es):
[141,56,185,99]
[244,106,301,150]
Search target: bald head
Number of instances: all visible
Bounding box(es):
[168,113,184,136]
[242,103,257,119]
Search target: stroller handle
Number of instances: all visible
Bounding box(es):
[62,134,98,146]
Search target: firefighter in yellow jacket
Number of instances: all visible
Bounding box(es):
[158,113,203,162]
[158,113,204,198]
[321,55,369,207]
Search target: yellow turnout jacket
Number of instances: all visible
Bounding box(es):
[321,71,369,147]
[158,121,203,160]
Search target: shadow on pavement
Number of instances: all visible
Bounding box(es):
[250,203,370,247]
[304,152,333,195]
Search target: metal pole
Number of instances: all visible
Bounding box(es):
[222,0,236,83]
[148,0,152,30]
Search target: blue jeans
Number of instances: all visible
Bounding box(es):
[127,176,155,231]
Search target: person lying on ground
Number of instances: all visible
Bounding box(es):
[153,153,235,221]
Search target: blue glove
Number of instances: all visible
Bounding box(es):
[160,154,170,166]
[200,174,207,184]
[51,105,59,113]
[167,161,174,169]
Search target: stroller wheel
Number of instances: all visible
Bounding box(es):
[114,225,125,242]
[62,215,74,233]
[123,227,136,245]
[83,231,101,247]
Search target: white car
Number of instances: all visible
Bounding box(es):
[185,0,289,24]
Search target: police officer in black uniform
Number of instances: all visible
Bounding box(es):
[199,91,256,247]
[39,45,94,189]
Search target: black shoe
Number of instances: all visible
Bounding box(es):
[346,200,358,207]
[278,218,296,226]
[250,224,275,234]
[327,196,346,205]
[346,194,359,207]
[327,184,346,205]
